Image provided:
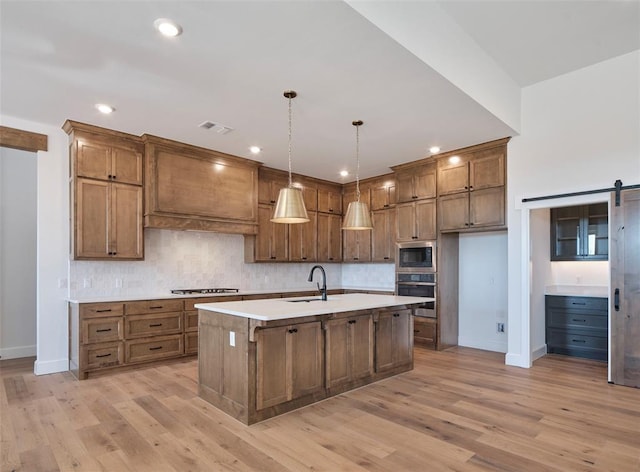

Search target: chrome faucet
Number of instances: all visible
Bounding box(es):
[308,265,327,301]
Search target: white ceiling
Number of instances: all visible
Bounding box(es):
[1,1,638,183]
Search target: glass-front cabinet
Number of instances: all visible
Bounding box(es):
[550,203,608,261]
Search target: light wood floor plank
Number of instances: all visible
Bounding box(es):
[2,348,640,471]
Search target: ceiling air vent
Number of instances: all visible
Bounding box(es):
[198,121,234,135]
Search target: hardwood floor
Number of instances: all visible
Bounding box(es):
[2,347,639,471]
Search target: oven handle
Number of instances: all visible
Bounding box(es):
[396,282,436,287]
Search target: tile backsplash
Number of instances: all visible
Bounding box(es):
[70,229,395,298]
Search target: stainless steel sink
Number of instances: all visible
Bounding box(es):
[287,297,325,303]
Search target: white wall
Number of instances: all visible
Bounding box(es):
[458,231,508,353]
[0,147,37,359]
[507,50,640,367]
[530,208,551,360]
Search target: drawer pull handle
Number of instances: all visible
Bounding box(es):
[571,319,586,323]
[571,302,586,306]
[96,353,112,358]
[348,320,357,324]
[149,346,163,351]
[288,328,298,334]
[96,309,112,313]
[149,306,163,309]
[96,328,112,332]
[393,313,400,317]
[571,339,586,343]
[149,323,163,327]
[614,288,620,311]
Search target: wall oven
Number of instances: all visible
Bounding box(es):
[397,241,436,272]
[396,272,436,318]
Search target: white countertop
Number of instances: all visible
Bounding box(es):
[545,285,609,298]
[196,293,431,321]
[67,286,394,304]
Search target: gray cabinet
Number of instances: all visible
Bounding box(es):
[545,295,608,361]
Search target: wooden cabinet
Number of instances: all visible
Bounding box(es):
[375,308,413,372]
[143,135,260,234]
[546,296,608,361]
[325,313,374,389]
[395,165,436,203]
[317,184,343,214]
[370,174,396,210]
[245,204,289,262]
[317,213,342,262]
[256,321,323,410]
[64,121,144,260]
[396,199,436,242]
[413,317,437,349]
[258,169,288,205]
[289,211,318,262]
[343,229,371,262]
[183,296,242,355]
[551,203,608,261]
[437,143,507,232]
[371,209,396,262]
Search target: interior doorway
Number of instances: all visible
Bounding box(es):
[0,147,37,359]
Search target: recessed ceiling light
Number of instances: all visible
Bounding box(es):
[429,146,440,154]
[154,18,183,37]
[340,170,349,177]
[95,103,115,114]
[249,146,262,154]
[449,155,461,164]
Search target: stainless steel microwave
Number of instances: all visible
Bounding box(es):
[396,241,436,272]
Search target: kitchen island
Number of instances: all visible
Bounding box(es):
[195,293,429,424]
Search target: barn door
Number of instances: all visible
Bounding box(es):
[611,189,640,387]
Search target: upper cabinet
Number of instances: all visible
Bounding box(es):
[395,165,436,203]
[143,135,260,235]
[317,184,343,215]
[551,203,608,261]
[64,121,144,260]
[437,140,508,232]
[370,174,397,210]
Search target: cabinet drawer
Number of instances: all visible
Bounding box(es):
[547,310,607,330]
[547,328,608,350]
[185,311,199,332]
[184,296,241,311]
[125,335,183,363]
[125,299,183,315]
[82,341,124,370]
[413,317,437,347]
[82,316,123,344]
[79,302,124,318]
[545,296,608,312]
[125,312,183,338]
[185,332,198,354]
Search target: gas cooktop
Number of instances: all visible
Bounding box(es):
[171,288,239,295]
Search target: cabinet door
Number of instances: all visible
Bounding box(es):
[317,213,342,262]
[75,178,109,258]
[289,211,317,262]
[376,309,413,372]
[110,183,143,259]
[111,147,143,185]
[371,183,396,210]
[343,230,371,262]
[256,326,289,409]
[318,186,342,214]
[470,149,504,191]
[300,184,318,212]
[77,141,111,181]
[415,199,437,240]
[470,187,504,229]
[414,166,437,200]
[395,171,415,203]
[375,311,394,371]
[371,209,395,262]
[350,314,374,380]
[585,203,608,259]
[438,160,469,196]
[290,322,323,399]
[396,202,416,241]
[255,205,288,261]
[325,319,350,388]
[438,193,469,231]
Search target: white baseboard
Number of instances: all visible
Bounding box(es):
[34,358,69,375]
[458,336,507,354]
[0,344,36,360]
[505,352,531,368]
[532,344,547,361]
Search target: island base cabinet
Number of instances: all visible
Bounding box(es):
[375,309,413,372]
[325,314,374,390]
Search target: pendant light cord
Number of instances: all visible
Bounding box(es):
[287,93,293,188]
[355,121,361,202]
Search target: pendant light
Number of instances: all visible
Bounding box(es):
[342,120,373,230]
[271,90,310,224]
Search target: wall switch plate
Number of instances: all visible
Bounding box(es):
[229,331,235,347]
[83,278,92,289]
[115,278,123,288]
[497,322,505,333]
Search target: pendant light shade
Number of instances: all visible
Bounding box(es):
[343,120,373,230]
[271,90,309,224]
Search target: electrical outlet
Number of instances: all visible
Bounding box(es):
[115,278,123,288]
[229,331,235,347]
[497,322,505,333]
[83,278,92,289]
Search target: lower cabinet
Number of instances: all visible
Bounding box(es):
[256,321,324,410]
[375,308,413,372]
[545,295,608,361]
[325,313,374,389]
[413,317,437,349]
